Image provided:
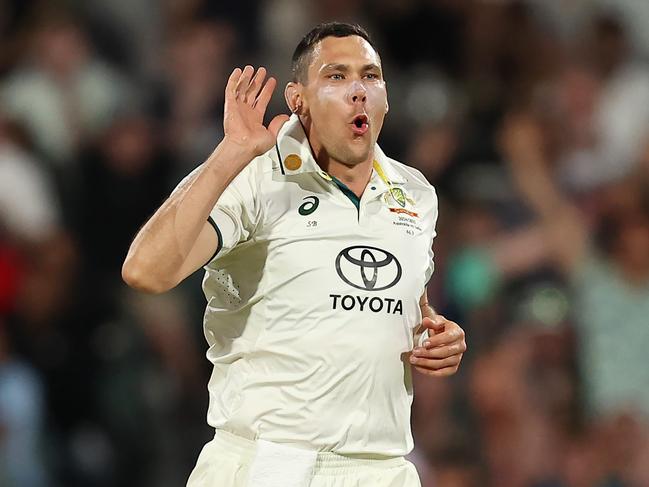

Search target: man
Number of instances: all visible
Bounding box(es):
[123,22,466,487]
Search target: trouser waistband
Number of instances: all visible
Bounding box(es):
[213,429,406,475]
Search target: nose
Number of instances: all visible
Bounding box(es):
[346,80,367,105]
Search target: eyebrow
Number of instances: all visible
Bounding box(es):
[320,63,382,74]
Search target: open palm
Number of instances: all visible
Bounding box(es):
[223,65,289,157]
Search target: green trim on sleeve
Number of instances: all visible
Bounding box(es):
[205,216,223,266]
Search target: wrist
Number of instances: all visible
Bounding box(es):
[221,136,258,158]
[210,137,257,169]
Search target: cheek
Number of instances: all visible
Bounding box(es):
[366,83,387,110]
[314,85,346,106]
[366,84,387,132]
[310,86,346,122]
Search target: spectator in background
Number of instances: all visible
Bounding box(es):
[0,117,60,486]
[1,1,649,485]
[410,368,479,487]
[0,12,132,165]
[469,327,576,487]
[0,115,75,328]
[76,0,164,81]
[539,13,649,192]
[154,20,237,179]
[75,113,172,288]
[0,0,40,76]
[501,113,649,486]
[585,13,649,185]
[0,319,49,487]
[71,111,210,486]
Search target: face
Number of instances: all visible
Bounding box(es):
[296,35,388,166]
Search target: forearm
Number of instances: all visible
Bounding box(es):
[509,151,567,220]
[501,114,569,220]
[506,146,588,274]
[122,139,254,292]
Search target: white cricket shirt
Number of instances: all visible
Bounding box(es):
[201,114,438,456]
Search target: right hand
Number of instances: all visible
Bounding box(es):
[223,65,290,157]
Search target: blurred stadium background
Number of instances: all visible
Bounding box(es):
[1,0,649,486]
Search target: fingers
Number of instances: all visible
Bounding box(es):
[245,67,267,103]
[414,364,460,378]
[411,316,466,377]
[412,341,466,360]
[409,352,463,376]
[254,76,277,114]
[234,65,255,99]
[225,67,243,101]
[424,319,465,348]
[226,65,279,117]
[421,316,445,335]
[231,66,273,105]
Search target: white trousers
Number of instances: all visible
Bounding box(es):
[187,429,421,487]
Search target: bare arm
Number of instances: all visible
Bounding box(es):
[121,144,250,293]
[500,113,589,275]
[122,66,289,293]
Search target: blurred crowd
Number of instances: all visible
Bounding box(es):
[1,1,648,486]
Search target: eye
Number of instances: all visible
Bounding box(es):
[329,73,344,80]
[364,73,379,80]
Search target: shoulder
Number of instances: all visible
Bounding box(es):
[386,156,438,202]
[244,148,278,179]
[211,149,275,193]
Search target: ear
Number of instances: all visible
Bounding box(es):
[285,82,305,114]
[385,99,389,114]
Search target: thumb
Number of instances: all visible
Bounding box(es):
[421,316,444,333]
[269,114,290,139]
[424,315,446,334]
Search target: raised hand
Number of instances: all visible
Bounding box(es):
[223,65,290,158]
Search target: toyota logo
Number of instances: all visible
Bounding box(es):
[335,246,402,291]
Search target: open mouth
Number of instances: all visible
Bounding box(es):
[350,114,369,135]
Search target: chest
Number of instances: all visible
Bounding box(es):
[257,177,434,297]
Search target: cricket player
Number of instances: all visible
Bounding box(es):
[123,22,466,487]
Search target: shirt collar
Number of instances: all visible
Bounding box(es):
[274,114,406,185]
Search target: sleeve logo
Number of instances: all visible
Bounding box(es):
[298,196,319,216]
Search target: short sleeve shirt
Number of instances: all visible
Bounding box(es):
[573,253,649,419]
[200,115,438,456]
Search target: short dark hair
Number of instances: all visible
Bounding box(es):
[291,22,378,83]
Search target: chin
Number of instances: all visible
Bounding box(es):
[340,152,370,166]
[344,144,373,165]
[325,138,372,166]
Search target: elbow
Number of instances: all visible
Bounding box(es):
[121,258,174,294]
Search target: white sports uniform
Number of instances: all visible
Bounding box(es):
[187,114,438,486]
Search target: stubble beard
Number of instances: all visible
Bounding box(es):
[327,138,372,167]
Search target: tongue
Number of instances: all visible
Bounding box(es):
[351,122,368,135]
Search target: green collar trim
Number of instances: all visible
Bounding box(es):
[330,176,360,210]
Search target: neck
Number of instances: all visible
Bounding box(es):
[318,153,373,197]
[301,118,374,198]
